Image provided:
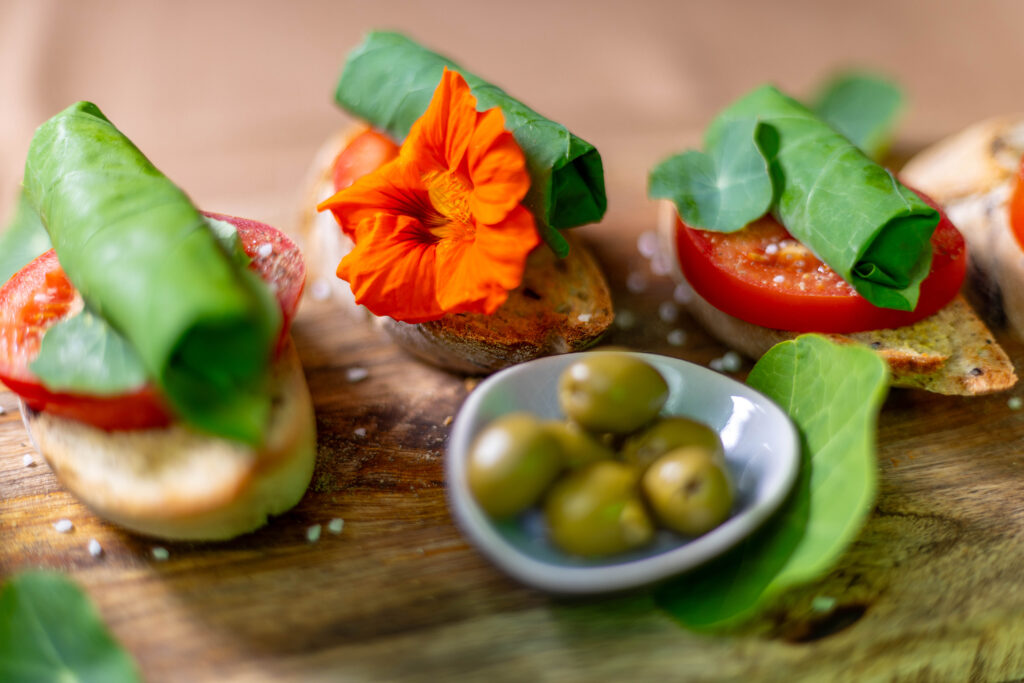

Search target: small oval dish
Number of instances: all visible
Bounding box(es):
[446,351,799,595]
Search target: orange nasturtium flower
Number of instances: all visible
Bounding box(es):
[317,67,539,323]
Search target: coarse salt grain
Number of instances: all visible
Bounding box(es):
[88,539,102,557]
[721,351,743,372]
[765,244,779,255]
[152,547,169,561]
[772,275,785,284]
[673,282,693,304]
[257,243,273,258]
[577,313,592,323]
[650,252,673,277]
[310,279,331,301]
[626,271,648,294]
[327,518,345,535]
[54,519,73,533]
[709,358,725,371]
[658,301,678,323]
[667,329,687,347]
[636,231,659,258]
[306,524,322,543]
[22,454,34,467]
[354,428,367,438]
[1009,397,1023,410]
[346,367,369,383]
[0,405,6,415]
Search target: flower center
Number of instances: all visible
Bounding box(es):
[424,170,474,240]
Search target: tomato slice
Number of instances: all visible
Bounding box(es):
[1010,157,1024,252]
[674,193,966,333]
[330,128,399,194]
[0,214,305,430]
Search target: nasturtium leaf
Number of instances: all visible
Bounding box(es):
[23,102,280,444]
[654,335,888,629]
[0,572,141,683]
[812,71,904,162]
[335,31,607,257]
[648,118,772,232]
[0,189,53,285]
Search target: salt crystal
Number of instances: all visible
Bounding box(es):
[720,351,742,372]
[306,524,322,543]
[53,519,73,533]
[151,547,169,561]
[310,279,331,301]
[650,252,673,276]
[773,275,785,284]
[626,271,648,294]
[0,405,6,415]
[615,310,636,330]
[346,367,369,383]
[327,518,345,535]
[658,302,678,323]
[709,358,725,371]
[672,282,693,304]
[577,313,592,323]
[765,244,779,255]
[22,454,34,467]
[257,243,273,258]
[667,329,687,347]
[636,231,659,258]
[1009,397,1023,410]
[354,428,367,438]
[88,539,103,557]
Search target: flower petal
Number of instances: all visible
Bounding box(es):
[467,108,530,225]
[336,214,446,323]
[402,68,476,176]
[319,160,431,238]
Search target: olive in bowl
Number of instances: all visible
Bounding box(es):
[642,446,734,536]
[557,353,669,434]
[622,416,725,471]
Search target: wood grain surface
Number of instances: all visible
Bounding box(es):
[4,204,1024,681]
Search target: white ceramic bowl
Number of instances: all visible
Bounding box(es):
[446,351,799,595]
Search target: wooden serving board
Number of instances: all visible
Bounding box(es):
[4,205,1024,682]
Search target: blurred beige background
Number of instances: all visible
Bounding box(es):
[1,0,1022,233]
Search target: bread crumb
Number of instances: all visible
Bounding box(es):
[464,378,480,393]
[88,539,103,557]
[658,302,678,323]
[53,519,73,533]
[443,415,453,426]
[667,330,687,347]
[626,271,648,293]
[1009,396,1023,410]
[257,243,273,258]
[151,547,169,561]
[306,524,322,543]
[327,518,345,535]
[353,427,367,438]
[310,279,331,301]
[346,367,369,383]
[22,454,34,467]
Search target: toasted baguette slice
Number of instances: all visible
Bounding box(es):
[657,202,1016,396]
[900,117,1024,342]
[297,127,613,374]
[21,338,316,540]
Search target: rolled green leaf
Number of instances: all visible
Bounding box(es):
[0,189,52,285]
[653,85,938,311]
[335,31,607,257]
[23,102,280,444]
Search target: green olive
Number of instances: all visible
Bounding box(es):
[641,447,733,536]
[542,420,615,468]
[544,460,654,556]
[558,354,669,434]
[622,417,724,471]
[467,413,563,518]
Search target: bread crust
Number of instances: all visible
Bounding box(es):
[22,338,316,540]
[298,127,613,374]
[901,117,1024,343]
[656,202,1017,396]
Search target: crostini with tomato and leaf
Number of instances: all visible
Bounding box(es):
[649,82,1016,396]
[0,102,316,540]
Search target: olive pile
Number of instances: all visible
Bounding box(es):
[467,353,735,557]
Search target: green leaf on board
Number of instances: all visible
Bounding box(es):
[812,71,904,162]
[0,189,53,285]
[648,84,935,311]
[23,101,280,444]
[335,31,608,257]
[654,335,888,629]
[0,572,141,683]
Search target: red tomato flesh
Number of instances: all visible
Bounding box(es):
[331,128,399,194]
[0,214,305,431]
[1010,157,1024,252]
[674,195,966,333]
